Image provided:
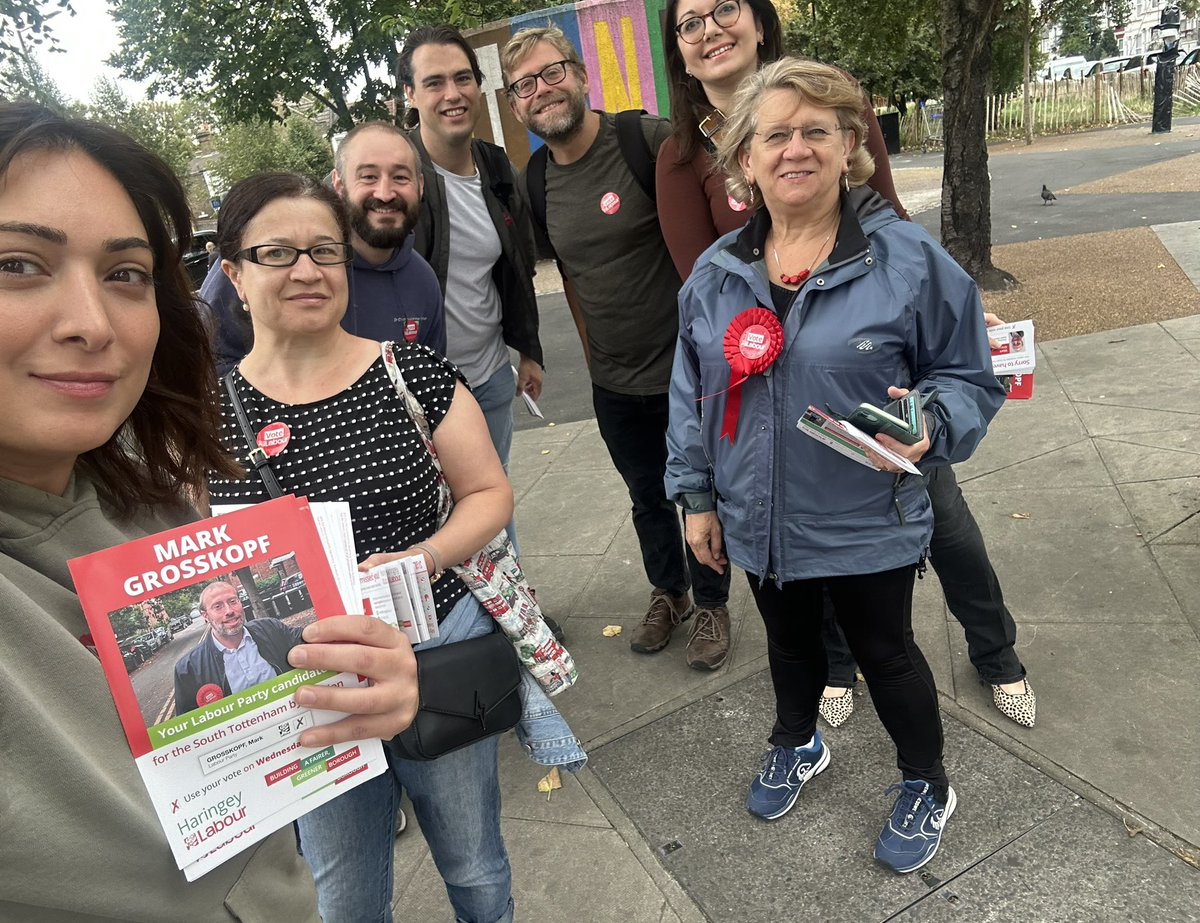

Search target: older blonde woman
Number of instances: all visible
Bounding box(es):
[665,58,1005,874]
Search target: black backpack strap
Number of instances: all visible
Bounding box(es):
[525,144,550,240]
[614,108,656,202]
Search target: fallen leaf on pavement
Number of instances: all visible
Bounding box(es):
[1010,512,1031,520]
[537,767,562,801]
[602,625,623,637]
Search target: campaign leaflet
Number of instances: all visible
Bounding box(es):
[68,495,386,881]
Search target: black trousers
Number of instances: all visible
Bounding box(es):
[748,565,948,795]
[592,384,729,607]
[825,464,1025,687]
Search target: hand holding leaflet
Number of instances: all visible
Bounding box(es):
[798,406,922,475]
[512,364,545,418]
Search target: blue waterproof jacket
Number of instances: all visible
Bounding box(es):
[665,188,1006,583]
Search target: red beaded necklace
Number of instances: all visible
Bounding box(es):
[772,226,835,286]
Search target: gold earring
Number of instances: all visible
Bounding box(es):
[842,171,850,192]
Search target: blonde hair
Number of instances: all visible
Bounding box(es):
[717,57,875,208]
[500,26,582,86]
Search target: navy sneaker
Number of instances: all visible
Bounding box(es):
[745,731,831,820]
[873,780,957,873]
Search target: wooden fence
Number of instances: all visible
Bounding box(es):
[895,63,1200,150]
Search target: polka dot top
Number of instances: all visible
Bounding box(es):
[208,343,470,621]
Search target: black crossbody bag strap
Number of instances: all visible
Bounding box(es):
[222,370,285,500]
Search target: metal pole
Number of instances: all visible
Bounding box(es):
[1151,43,1179,133]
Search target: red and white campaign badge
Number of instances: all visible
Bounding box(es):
[600,191,621,215]
[403,318,420,342]
[256,421,291,457]
[738,324,771,361]
[196,683,224,707]
[728,195,747,213]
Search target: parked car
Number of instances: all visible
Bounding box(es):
[121,640,148,673]
[1099,55,1135,74]
[1180,47,1200,67]
[154,626,172,646]
[280,574,307,593]
[132,631,160,652]
[181,229,218,290]
[1040,55,1087,81]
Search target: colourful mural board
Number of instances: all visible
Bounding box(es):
[466,0,670,167]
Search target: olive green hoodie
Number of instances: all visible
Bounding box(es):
[0,474,319,923]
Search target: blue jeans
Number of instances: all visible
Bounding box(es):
[297,594,514,923]
[824,465,1026,687]
[473,363,517,548]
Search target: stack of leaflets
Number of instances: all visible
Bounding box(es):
[69,496,387,880]
[797,406,922,475]
[989,319,1035,400]
[360,556,440,645]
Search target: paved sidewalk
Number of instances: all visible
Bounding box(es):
[391,244,1200,923]
[391,326,1200,919]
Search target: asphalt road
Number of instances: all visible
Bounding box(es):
[128,619,207,725]
[512,117,1200,431]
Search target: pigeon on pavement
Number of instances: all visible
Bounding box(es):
[1041,184,1057,205]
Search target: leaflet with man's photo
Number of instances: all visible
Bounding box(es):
[989,319,1036,375]
[68,495,386,880]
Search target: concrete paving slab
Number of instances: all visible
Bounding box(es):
[572,518,660,617]
[962,486,1178,623]
[1095,434,1200,484]
[1073,400,1200,437]
[1153,220,1200,294]
[518,552,602,620]
[393,817,675,922]
[1040,324,1200,412]
[549,612,721,744]
[955,361,1085,481]
[1118,477,1200,543]
[1161,313,1200,341]
[496,732,609,829]
[893,799,1200,923]
[963,438,1111,490]
[551,427,620,471]
[514,468,632,555]
[961,621,1200,846]
[589,670,1074,923]
[1150,545,1200,637]
[509,439,567,503]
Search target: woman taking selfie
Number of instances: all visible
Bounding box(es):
[0,103,417,922]
[665,59,1005,873]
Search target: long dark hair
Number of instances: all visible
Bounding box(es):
[663,0,784,164]
[0,102,241,515]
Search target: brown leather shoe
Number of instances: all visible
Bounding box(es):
[685,606,730,671]
[630,588,694,653]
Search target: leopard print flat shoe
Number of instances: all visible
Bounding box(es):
[817,688,855,728]
[992,679,1036,728]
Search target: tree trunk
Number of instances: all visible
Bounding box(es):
[940,0,1017,291]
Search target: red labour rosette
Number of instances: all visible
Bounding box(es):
[717,308,783,443]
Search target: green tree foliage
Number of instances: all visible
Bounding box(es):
[0,0,72,57]
[209,115,335,191]
[1055,0,1118,58]
[0,41,78,111]
[86,78,206,183]
[782,0,941,110]
[109,0,397,131]
[109,605,149,642]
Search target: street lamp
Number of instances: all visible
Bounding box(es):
[1151,4,1182,133]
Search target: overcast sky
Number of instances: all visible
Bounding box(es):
[38,3,148,103]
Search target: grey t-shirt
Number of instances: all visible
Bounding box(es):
[435,162,510,387]
[539,113,681,395]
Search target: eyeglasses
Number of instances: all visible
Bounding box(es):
[676,0,742,44]
[236,242,353,267]
[507,60,573,99]
[754,124,845,151]
[204,598,243,615]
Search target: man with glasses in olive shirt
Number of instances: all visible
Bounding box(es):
[502,26,732,672]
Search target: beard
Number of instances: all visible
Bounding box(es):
[527,85,589,144]
[346,195,420,250]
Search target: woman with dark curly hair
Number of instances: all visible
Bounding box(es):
[0,102,417,922]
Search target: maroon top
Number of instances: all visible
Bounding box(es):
[656,102,909,281]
